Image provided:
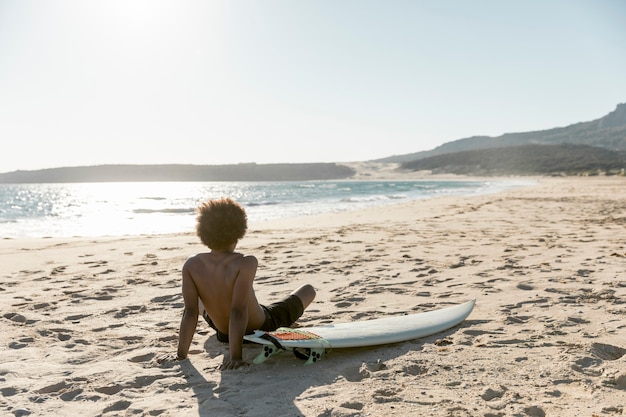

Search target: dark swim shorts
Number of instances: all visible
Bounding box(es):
[260,294,305,332]
[203,294,304,343]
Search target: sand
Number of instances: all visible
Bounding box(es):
[1,176,625,417]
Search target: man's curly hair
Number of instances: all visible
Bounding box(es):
[196,198,248,250]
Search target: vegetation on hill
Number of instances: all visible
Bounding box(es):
[400,144,626,176]
[0,163,356,183]
[379,103,626,163]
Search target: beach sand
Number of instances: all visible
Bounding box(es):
[1,176,625,416]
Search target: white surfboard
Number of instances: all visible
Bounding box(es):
[244,299,475,364]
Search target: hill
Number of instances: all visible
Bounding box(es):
[0,163,356,183]
[400,144,626,176]
[378,103,626,163]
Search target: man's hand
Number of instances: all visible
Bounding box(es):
[220,359,249,371]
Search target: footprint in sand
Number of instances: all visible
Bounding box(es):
[591,343,626,360]
[32,275,52,282]
[401,362,428,376]
[95,268,116,275]
[64,313,92,323]
[9,337,33,349]
[149,294,183,309]
[481,385,507,401]
[83,260,108,268]
[372,387,402,403]
[333,300,352,309]
[50,266,67,275]
[37,380,71,395]
[91,323,124,332]
[116,335,144,345]
[1,386,23,397]
[340,401,364,411]
[3,312,28,324]
[47,328,73,342]
[571,356,603,376]
[102,400,132,413]
[113,305,147,318]
[341,360,388,382]
[86,292,114,301]
[128,352,156,363]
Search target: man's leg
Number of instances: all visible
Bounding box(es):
[291,284,316,310]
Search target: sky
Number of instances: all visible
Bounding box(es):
[1,1,625,172]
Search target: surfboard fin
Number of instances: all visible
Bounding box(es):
[303,348,325,365]
[253,344,283,364]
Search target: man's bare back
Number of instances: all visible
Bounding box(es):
[183,251,266,334]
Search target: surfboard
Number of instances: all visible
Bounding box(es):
[244,299,475,364]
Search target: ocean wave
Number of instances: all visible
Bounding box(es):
[340,195,394,203]
[133,208,194,214]
[245,201,282,207]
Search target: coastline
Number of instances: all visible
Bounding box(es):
[1,176,625,416]
[0,168,532,239]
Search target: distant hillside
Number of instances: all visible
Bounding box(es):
[379,103,626,163]
[0,163,356,183]
[400,144,626,176]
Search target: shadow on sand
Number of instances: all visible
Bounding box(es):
[175,320,479,417]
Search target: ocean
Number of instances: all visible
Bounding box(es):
[0,179,531,238]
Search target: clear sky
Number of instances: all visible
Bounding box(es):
[1,0,625,172]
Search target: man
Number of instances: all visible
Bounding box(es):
[173,197,315,370]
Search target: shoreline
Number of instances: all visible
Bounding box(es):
[1,172,536,240]
[1,176,625,416]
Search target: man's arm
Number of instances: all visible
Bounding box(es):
[177,261,199,360]
[222,255,258,370]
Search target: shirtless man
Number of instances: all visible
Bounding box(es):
[174,197,316,370]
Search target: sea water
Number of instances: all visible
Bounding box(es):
[0,180,531,238]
